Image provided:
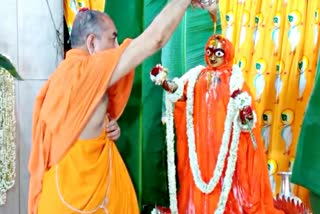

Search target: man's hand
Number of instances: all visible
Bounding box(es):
[106,119,121,141]
[192,0,219,23]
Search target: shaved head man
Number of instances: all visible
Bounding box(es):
[28,0,194,214]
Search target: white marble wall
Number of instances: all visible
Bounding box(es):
[0,0,63,213]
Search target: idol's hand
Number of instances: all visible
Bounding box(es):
[239,106,254,125]
[150,64,178,93]
[162,79,178,93]
[106,119,121,141]
[150,64,168,86]
[239,106,257,150]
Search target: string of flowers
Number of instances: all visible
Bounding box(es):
[0,68,16,205]
[185,67,237,194]
[163,65,206,214]
[214,111,241,213]
[165,93,178,214]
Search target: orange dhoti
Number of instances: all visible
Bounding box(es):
[37,132,139,214]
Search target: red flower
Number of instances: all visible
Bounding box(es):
[155,206,171,214]
[150,65,164,76]
[230,89,241,98]
[239,106,253,125]
[79,7,89,12]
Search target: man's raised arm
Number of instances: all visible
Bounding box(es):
[109,0,191,86]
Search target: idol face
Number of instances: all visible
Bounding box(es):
[204,34,234,68]
[205,45,225,67]
[205,36,225,68]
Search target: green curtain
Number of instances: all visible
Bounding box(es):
[291,50,320,196]
[106,1,169,211]
[105,1,218,212]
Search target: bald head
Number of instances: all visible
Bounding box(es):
[70,10,111,48]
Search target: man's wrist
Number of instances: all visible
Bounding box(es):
[173,0,191,8]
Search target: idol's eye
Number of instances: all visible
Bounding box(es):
[206,49,212,56]
[215,50,225,57]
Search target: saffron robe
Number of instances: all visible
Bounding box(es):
[28,39,137,214]
[174,65,283,213]
[37,132,139,214]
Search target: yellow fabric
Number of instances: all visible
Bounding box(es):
[64,0,106,33]
[37,131,139,214]
[219,0,320,206]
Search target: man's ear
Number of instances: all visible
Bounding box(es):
[86,34,95,55]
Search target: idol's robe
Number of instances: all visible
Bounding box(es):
[173,64,283,214]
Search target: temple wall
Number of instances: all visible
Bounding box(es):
[0,0,63,213]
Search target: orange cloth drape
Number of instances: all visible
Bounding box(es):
[28,39,134,214]
[174,56,282,213]
[37,132,139,214]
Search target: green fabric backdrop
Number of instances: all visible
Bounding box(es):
[105,1,219,212]
[291,50,320,195]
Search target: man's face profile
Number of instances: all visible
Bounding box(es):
[84,15,119,54]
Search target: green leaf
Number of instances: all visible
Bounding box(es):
[106,0,169,210]
[0,54,22,80]
[105,0,144,208]
[162,8,221,77]
[160,8,220,119]
[141,0,169,208]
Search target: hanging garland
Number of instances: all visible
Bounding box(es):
[0,68,16,205]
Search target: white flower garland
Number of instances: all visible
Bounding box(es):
[151,208,160,214]
[185,67,236,195]
[214,111,241,214]
[150,69,168,86]
[165,94,178,213]
[167,78,184,103]
[166,66,206,103]
[165,64,256,213]
[0,68,16,205]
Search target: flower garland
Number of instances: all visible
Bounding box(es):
[185,67,236,195]
[150,64,168,86]
[214,113,241,214]
[165,94,178,213]
[0,68,16,205]
[164,65,205,214]
[167,78,184,103]
[165,64,256,213]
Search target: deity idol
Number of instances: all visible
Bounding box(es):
[150,34,284,214]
